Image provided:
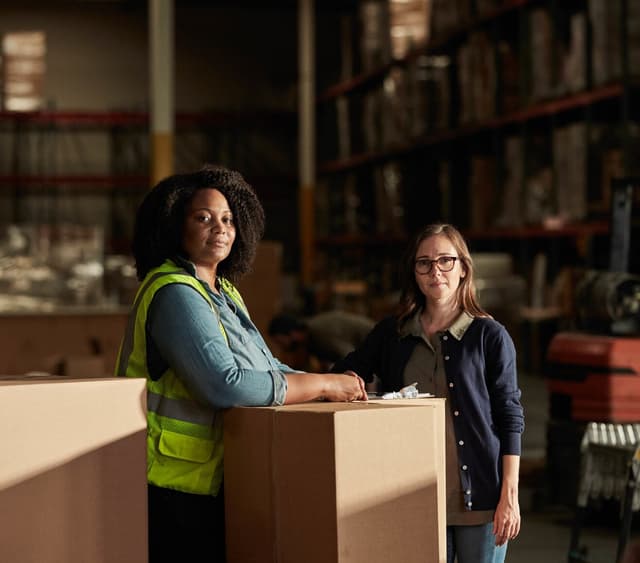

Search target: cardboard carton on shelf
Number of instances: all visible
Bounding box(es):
[224,398,446,563]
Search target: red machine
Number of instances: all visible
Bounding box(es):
[546,331,640,422]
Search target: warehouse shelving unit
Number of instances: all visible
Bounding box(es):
[0,109,297,255]
[314,0,639,314]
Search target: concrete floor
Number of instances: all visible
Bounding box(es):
[509,506,620,563]
[509,371,627,563]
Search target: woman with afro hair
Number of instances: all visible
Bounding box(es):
[115,164,366,562]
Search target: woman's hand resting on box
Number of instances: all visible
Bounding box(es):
[284,371,368,404]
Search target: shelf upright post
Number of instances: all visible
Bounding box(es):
[620,0,631,178]
[10,116,23,223]
[549,0,558,234]
[149,0,175,187]
[491,12,501,231]
[298,0,316,287]
[517,4,532,270]
[582,0,597,268]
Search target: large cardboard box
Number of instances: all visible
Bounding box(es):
[236,240,283,338]
[0,376,148,563]
[224,399,446,563]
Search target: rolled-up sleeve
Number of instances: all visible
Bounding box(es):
[148,283,288,409]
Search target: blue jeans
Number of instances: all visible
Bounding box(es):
[447,524,508,563]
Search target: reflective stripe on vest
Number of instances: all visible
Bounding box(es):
[147,390,217,426]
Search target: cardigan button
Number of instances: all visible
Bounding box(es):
[453,410,460,416]
[444,355,450,360]
[461,464,468,470]
[442,335,448,341]
[458,440,464,446]
[449,382,454,388]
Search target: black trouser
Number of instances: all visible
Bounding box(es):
[148,484,226,562]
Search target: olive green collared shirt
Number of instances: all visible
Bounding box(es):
[400,310,494,525]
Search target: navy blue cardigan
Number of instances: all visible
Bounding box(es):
[332,315,525,512]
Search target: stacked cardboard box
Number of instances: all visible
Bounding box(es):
[553,123,588,222]
[529,8,554,102]
[236,240,283,338]
[224,399,446,563]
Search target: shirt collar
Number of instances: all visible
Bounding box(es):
[399,308,474,340]
[399,310,422,339]
[172,255,197,276]
[449,311,474,340]
[171,255,218,293]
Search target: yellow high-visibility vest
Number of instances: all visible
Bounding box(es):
[115,259,246,496]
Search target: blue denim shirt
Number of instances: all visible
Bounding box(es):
[145,260,290,409]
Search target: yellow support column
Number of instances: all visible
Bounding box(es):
[151,132,174,186]
[149,0,174,187]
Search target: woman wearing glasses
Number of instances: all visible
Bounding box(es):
[332,223,524,563]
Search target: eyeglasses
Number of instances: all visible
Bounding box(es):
[414,256,458,275]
